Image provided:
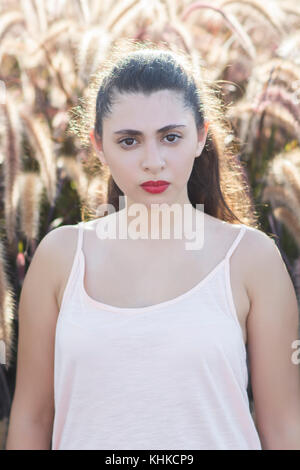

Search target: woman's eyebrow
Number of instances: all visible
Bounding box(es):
[113,124,187,136]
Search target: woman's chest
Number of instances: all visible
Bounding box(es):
[80,247,250,346]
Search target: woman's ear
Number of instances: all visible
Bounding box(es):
[90,129,108,167]
[195,121,209,158]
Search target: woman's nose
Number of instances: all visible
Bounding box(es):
[141,144,166,171]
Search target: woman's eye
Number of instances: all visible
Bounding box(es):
[119,134,181,147]
[118,137,136,147]
[164,134,181,143]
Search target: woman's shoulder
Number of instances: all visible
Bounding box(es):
[208,213,275,245]
[223,221,281,301]
[41,218,103,246]
[36,222,85,285]
[39,223,85,310]
[43,217,111,255]
[22,224,81,315]
[204,213,263,240]
[233,221,276,251]
[38,222,81,253]
[207,215,278,273]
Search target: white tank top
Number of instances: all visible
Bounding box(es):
[51,220,262,450]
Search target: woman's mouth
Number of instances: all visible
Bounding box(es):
[140,181,170,194]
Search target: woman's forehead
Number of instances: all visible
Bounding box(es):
[104,90,190,127]
[111,89,184,108]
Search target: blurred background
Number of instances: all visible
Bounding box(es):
[1,0,300,449]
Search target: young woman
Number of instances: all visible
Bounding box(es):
[6,43,300,450]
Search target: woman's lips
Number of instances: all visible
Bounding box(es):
[140,181,170,194]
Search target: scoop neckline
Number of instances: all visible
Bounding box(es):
[79,249,227,313]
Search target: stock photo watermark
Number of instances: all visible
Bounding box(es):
[94,197,205,250]
[0,80,6,105]
[291,339,300,365]
[0,340,6,365]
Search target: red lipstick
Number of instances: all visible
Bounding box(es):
[140,180,170,194]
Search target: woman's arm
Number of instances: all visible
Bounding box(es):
[245,229,300,450]
[5,227,65,450]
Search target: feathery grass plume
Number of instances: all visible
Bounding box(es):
[0,37,15,66]
[180,2,256,59]
[103,0,141,31]
[277,31,300,64]
[220,0,285,35]
[84,176,108,221]
[264,151,294,186]
[4,181,20,248]
[253,85,300,125]
[31,19,74,53]
[52,110,69,142]
[226,100,254,119]
[260,103,300,142]
[160,20,194,55]
[273,206,300,250]
[108,0,167,39]
[19,66,35,109]
[57,156,89,201]
[225,47,253,84]
[89,31,113,82]
[225,100,257,147]
[0,35,41,71]
[262,185,300,218]
[75,0,91,24]
[45,0,69,19]
[89,0,110,20]
[76,26,112,84]
[48,84,69,110]
[52,50,76,94]
[282,1,300,19]
[254,59,300,92]
[19,0,40,35]
[260,117,297,152]
[1,91,22,245]
[32,0,48,33]
[20,110,57,206]
[204,36,234,80]
[263,149,300,250]
[0,239,15,369]
[0,10,24,41]
[229,77,300,149]
[218,10,256,59]
[163,0,181,21]
[18,172,43,241]
[283,147,300,168]
[228,99,300,143]
[280,160,300,206]
[39,44,73,104]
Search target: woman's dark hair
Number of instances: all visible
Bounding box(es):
[69,38,260,228]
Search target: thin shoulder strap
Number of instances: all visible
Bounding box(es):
[58,221,85,315]
[225,224,247,260]
[77,221,84,254]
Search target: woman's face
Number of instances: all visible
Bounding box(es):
[91,89,208,208]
